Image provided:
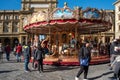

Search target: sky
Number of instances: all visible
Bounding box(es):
[0,0,117,10]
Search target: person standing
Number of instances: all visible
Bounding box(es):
[75,42,91,80]
[110,39,119,66]
[34,45,44,73]
[110,55,120,79]
[16,43,22,62]
[22,42,31,72]
[5,44,11,61]
[0,43,4,62]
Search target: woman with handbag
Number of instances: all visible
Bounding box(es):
[75,42,91,80]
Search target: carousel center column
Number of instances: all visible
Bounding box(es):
[33,34,39,46]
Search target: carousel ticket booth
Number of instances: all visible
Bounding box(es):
[23,3,112,65]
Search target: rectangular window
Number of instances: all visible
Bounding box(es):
[5,15,9,20]
[14,15,19,20]
[0,15,3,20]
[12,22,18,32]
[3,22,9,32]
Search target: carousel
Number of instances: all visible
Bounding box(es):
[23,3,112,65]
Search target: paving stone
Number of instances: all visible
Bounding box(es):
[0,53,114,80]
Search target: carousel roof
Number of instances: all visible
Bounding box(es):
[23,3,113,34]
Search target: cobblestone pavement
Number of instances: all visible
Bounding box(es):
[0,53,115,80]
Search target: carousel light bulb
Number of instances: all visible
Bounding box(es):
[69,33,72,36]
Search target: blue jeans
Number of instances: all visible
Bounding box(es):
[24,57,30,71]
[6,53,10,61]
[16,53,21,62]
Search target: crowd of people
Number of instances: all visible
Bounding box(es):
[0,41,44,73]
[0,38,120,80]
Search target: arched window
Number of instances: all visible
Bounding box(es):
[4,38,10,45]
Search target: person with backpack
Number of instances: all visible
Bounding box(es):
[75,42,91,80]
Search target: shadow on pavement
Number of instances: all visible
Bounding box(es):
[0,69,19,74]
[88,71,113,80]
[3,59,24,63]
[43,66,79,73]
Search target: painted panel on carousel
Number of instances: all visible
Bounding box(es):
[53,9,74,19]
[83,8,100,19]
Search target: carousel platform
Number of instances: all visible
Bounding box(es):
[43,55,110,66]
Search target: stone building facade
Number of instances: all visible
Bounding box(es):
[0,0,57,47]
[114,0,120,39]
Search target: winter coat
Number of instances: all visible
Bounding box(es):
[79,47,91,63]
[34,48,43,60]
[23,45,31,58]
[5,45,11,53]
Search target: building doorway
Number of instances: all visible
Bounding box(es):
[13,38,19,46]
[4,38,10,45]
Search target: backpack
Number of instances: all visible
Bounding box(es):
[80,47,89,66]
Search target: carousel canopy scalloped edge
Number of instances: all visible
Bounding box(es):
[23,3,113,30]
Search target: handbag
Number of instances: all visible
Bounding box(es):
[80,47,89,66]
[80,57,89,66]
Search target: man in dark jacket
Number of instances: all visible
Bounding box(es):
[110,39,119,65]
[5,44,11,61]
[75,42,91,80]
